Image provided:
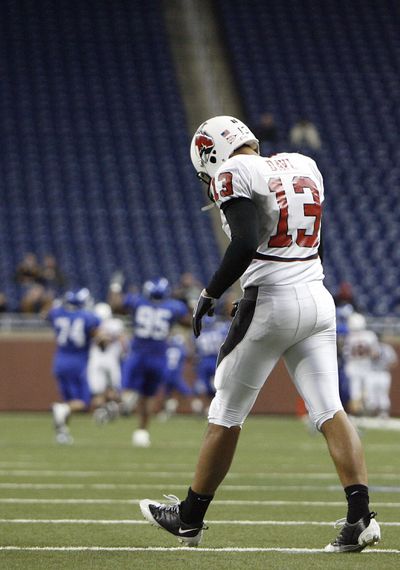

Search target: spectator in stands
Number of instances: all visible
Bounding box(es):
[41,254,66,294]
[0,292,8,313]
[15,253,67,314]
[253,112,279,153]
[334,281,359,312]
[172,272,203,311]
[15,252,46,313]
[15,252,42,286]
[289,118,322,151]
[40,254,67,312]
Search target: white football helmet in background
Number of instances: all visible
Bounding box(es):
[347,312,367,332]
[94,302,112,321]
[190,116,259,186]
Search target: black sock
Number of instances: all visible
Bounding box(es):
[179,487,214,524]
[345,484,370,524]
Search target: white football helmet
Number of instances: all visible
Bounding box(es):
[190,116,259,185]
[94,302,112,321]
[347,312,367,332]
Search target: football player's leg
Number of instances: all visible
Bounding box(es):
[284,329,368,486]
[192,298,282,495]
[137,355,167,428]
[345,364,364,415]
[69,366,91,412]
[284,325,343,431]
[104,358,123,414]
[51,371,72,431]
[363,371,379,415]
[377,371,391,416]
[88,348,110,409]
[107,355,122,393]
[283,328,379,550]
[120,354,142,415]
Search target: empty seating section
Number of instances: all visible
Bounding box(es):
[0,0,220,308]
[216,0,400,315]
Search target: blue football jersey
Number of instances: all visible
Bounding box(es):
[166,336,188,371]
[124,294,188,352]
[195,318,230,358]
[48,306,101,355]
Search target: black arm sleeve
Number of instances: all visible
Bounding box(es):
[318,232,324,262]
[206,198,259,298]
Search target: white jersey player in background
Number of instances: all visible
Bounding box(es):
[343,312,380,416]
[140,116,380,552]
[87,302,126,423]
[369,335,398,418]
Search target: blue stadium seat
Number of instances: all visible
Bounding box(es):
[0,0,220,309]
[216,0,400,314]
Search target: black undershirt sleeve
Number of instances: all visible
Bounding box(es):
[206,198,259,299]
[318,232,324,262]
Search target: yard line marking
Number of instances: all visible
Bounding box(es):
[2,498,400,509]
[1,469,399,480]
[1,482,400,493]
[0,518,399,527]
[0,546,399,554]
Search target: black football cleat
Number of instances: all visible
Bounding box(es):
[324,511,381,552]
[140,494,205,547]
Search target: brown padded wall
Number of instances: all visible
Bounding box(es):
[0,337,399,415]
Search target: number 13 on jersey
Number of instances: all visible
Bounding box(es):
[268,176,321,248]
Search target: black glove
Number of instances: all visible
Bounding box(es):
[192,289,216,338]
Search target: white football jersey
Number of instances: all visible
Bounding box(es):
[100,317,124,340]
[97,318,125,358]
[212,152,325,287]
[372,342,398,372]
[344,330,380,370]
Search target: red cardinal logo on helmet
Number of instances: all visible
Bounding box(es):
[195,132,215,165]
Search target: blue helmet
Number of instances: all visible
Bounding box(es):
[142,277,170,300]
[64,287,91,308]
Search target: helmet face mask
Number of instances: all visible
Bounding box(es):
[190,116,259,187]
[196,171,215,204]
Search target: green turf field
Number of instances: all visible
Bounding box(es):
[0,412,399,569]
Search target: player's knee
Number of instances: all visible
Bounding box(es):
[208,396,245,428]
[311,406,344,431]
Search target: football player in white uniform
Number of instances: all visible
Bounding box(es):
[87,303,126,423]
[140,116,380,552]
[343,312,380,416]
[368,336,398,418]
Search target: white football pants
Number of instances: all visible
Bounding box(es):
[209,281,343,430]
[87,344,122,396]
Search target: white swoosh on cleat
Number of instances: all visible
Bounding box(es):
[178,527,199,534]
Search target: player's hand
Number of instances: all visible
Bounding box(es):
[193,289,216,338]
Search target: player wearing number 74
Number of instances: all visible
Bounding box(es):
[140,116,380,552]
[46,288,101,445]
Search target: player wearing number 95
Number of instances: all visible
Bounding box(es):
[47,288,100,444]
[121,277,188,447]
[140,116,380,552]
